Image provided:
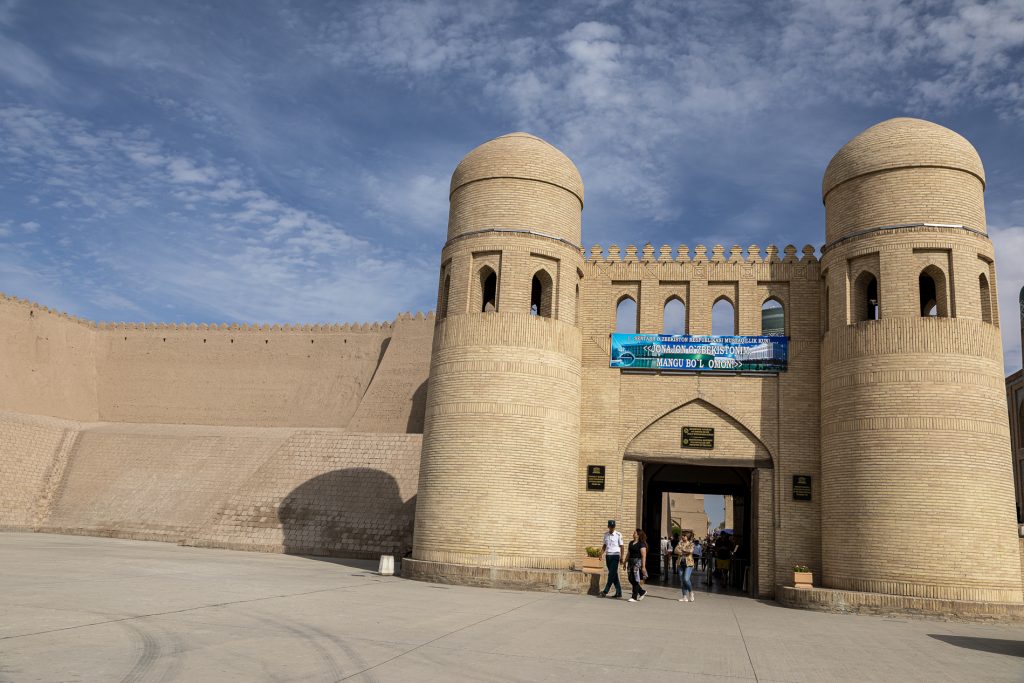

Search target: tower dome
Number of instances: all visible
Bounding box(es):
[822,118,987,243]
[446,133,584,244]
[823,117,985,199]
[451,132,584,205]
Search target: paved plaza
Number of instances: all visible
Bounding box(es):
[1,533,1022,682]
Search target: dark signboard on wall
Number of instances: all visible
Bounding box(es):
[681,426,714,449]
[586,465,606,491]
[792,475,812,501]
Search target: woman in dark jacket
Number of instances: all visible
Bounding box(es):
[626,529,649,602]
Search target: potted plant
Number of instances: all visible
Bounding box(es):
[580,546,603,571]
[793,565,813,589]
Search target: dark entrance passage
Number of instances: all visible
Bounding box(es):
[640,463,754,593]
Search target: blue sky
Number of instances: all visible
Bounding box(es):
[1,0,1022,371]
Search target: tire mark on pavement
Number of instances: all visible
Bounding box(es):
[117,619,184,683]
[241,608,348,682]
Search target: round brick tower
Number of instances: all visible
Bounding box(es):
[408,133,584,586]
[820,118,1023,602]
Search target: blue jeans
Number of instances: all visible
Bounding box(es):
[603,555,622,596]
[680,565,693,595]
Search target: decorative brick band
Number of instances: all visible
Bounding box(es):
[823,416,1009,436]
[402,558,592,593]
[779,586,1024,622]
[822,222,987,252]
[426,401,580,427]
[443,227,582,250]
[821,575,1024,605]
[413,548,574,570]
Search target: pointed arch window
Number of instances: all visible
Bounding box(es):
[761,298,785,336]
[824,286,830,333]
[663,297,686,335]
[574,283,580,326]
[919,266,948,317]
[530,270,553,318]
[980,273,992,324]
[615,296,637,334]
[711,297,736,336]
[479,267,497,313]
[853,271,879,322]
[439,273,451,319]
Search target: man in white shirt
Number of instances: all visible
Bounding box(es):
[599,519,624,598]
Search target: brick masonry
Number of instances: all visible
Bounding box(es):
[1,119,1022,615]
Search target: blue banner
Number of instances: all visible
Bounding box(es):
[610,333,788,373]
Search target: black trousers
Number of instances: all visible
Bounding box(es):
[602,554,622,596]
[627,560,645,599]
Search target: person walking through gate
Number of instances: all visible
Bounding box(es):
[676,531,696,602]
[660,536,671,581]
[599,520,623,598]
[626,529,649,602]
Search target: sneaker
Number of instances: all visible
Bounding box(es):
[638,591,647,601]
[678,597,687,602]
[627,598,637,602]
[689,593,695,602]
[600,591,608,597]
[613,594,622,599]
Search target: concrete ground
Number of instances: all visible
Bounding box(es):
[1,534,1023,682]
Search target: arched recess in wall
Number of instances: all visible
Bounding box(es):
[530,269,554,318]
[616,296,638,334]
[479,267,498,313]
[574,283,580,326]
[438,273,450,319]
[711,297,736,336]
[624,398,775,468]
[1019,399,1024,447]
[980,273,992,324]
[663,296,686,334]
[919,266,948,317]
[824,285,830,333]
[852,271,879,323]
[761,297,785,336]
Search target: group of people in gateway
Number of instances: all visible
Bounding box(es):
[598,520,740,603]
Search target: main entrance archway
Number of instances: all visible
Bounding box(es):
[623,398,776,597]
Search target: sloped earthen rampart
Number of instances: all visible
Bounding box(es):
[0,293,432,558]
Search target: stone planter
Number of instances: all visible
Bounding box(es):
[580,556,602,572]
[794,571,813,589]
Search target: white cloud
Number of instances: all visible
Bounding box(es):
[0,105,424,324]
[308,0,1024,226]
[0,33,57,91]
[363,172,449,233]
[991,225,1024,373]
[166,157,217,184]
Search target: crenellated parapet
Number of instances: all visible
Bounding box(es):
[579,242,822,340]
[585,243,819,266]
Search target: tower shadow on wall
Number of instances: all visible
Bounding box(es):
[277,468,416,567]
[407,379,428,434]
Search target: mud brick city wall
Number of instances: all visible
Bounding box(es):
[0,293,431,559]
